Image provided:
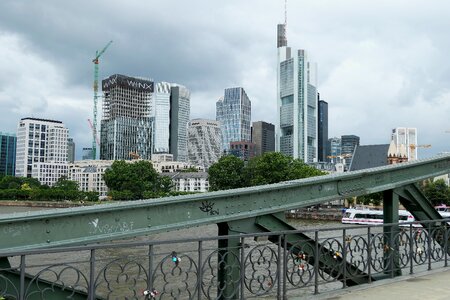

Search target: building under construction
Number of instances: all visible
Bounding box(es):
[100,74,154,160]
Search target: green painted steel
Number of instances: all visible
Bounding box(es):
[1,154,450,254]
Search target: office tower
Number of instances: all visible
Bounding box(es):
[100,74,153,160]
[82,147,94,160]
[15,118,68,186]
[67,138,75,163]
[152,82,171,154]
[341,135,360,169]
[252,121,275,157]
[391,127,418,160]
[0,132,16,176]
[188,119,222,169]
[169,84,190,162]
[318,96,328,162]
[327,137,342,162]
[276,23,318,162]
[216,87,251,153]
[229,141,256,162]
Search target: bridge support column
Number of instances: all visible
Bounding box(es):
[383,189,401,277]
[217,221,247,300]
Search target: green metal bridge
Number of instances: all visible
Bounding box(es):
[1,154,450,299]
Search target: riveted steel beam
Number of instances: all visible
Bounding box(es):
[1,154,449,254]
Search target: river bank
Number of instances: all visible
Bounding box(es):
[0,200,91,208]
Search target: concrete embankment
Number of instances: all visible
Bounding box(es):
[286,208,343,221]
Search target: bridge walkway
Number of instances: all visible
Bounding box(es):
[303,268,450,300]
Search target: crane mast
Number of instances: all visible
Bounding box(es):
[92,40,113,159]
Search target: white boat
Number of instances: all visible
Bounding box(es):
[342,208,415,226]
[342,207,450,226]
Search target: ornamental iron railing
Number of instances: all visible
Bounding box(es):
[1,219,449,299]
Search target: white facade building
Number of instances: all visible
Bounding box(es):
[391,127,418,160]
[164,172,209,192]
[188,119,222,169]
[68,160,113,197]
[15,118,68,186]
[276,23,318,162]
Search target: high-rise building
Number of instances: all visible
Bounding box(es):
[341,135,360,170]
[188,119,222,169]
[252,121,275,157]
[15,118,68,186]
[67,138,75,163]
[0,132,16,176]
[391,127,418,160]
[82,147,94,160]
[276,23,318,162]
[150,82,190,162]
[230,141,256,162]
[152,82,171,154]
[318,96,328,162]
[327,137,341,163]
[100,74,153,160]
[216,87,251,153]
[169,84,190,162]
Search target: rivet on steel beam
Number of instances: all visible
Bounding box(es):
[46,229,50,233]
[46,240,50,243]
[45,219,49,224]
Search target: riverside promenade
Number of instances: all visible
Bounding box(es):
[301,268,450,300]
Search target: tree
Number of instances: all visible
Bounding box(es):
[208,155,247,191]
[245,152,325,186]
[208,152,326,191]
[53,176,79,191]
[103,160,160,199]
[422,179,450,206]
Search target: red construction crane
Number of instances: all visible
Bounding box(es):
[87,118,100,147]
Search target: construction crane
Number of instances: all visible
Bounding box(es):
[409,144,431,151]
[87,119,100,146]
[91,40,113,160]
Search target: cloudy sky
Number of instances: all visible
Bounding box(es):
[0,0,449,159]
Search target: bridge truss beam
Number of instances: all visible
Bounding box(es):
[0,155,450,254]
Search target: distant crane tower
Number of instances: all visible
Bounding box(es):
[91,40,113,159]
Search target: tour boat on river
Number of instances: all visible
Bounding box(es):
[342,206,450,226]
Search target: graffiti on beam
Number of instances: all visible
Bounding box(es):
[199,201,219,215]
[89,218,134,235]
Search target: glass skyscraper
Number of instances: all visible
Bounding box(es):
[152,82,171,154]
[318,96,328,162]
[169,84,190,162]
[276,23,318,162]
[100,74,153,160]
[216,87,251,153]
[0,132,16,176]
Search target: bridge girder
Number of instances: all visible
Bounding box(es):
[0,155,449,254]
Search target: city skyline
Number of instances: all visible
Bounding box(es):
[0,1,449,158]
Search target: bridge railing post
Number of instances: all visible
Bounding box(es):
[19,255,25,300]
[148,245,154,297]
[367,226,372,284]
[314,230,319,295]
[197,241,203,300]
[342,229,347,289]
[277,234,282,300]
[427,222,432,271]
[239,236,245,300]
[445,223,449,267]
[283,233,288,299]
[89,249,96,300]
[409,223,414,275]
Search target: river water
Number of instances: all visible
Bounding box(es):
[1,205,413,299]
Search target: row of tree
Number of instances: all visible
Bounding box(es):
[0,175,98,201]
[208,152,326,191]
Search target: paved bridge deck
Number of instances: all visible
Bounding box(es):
[306,268,450,300]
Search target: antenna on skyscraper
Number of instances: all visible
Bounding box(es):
[284,0,287,25]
